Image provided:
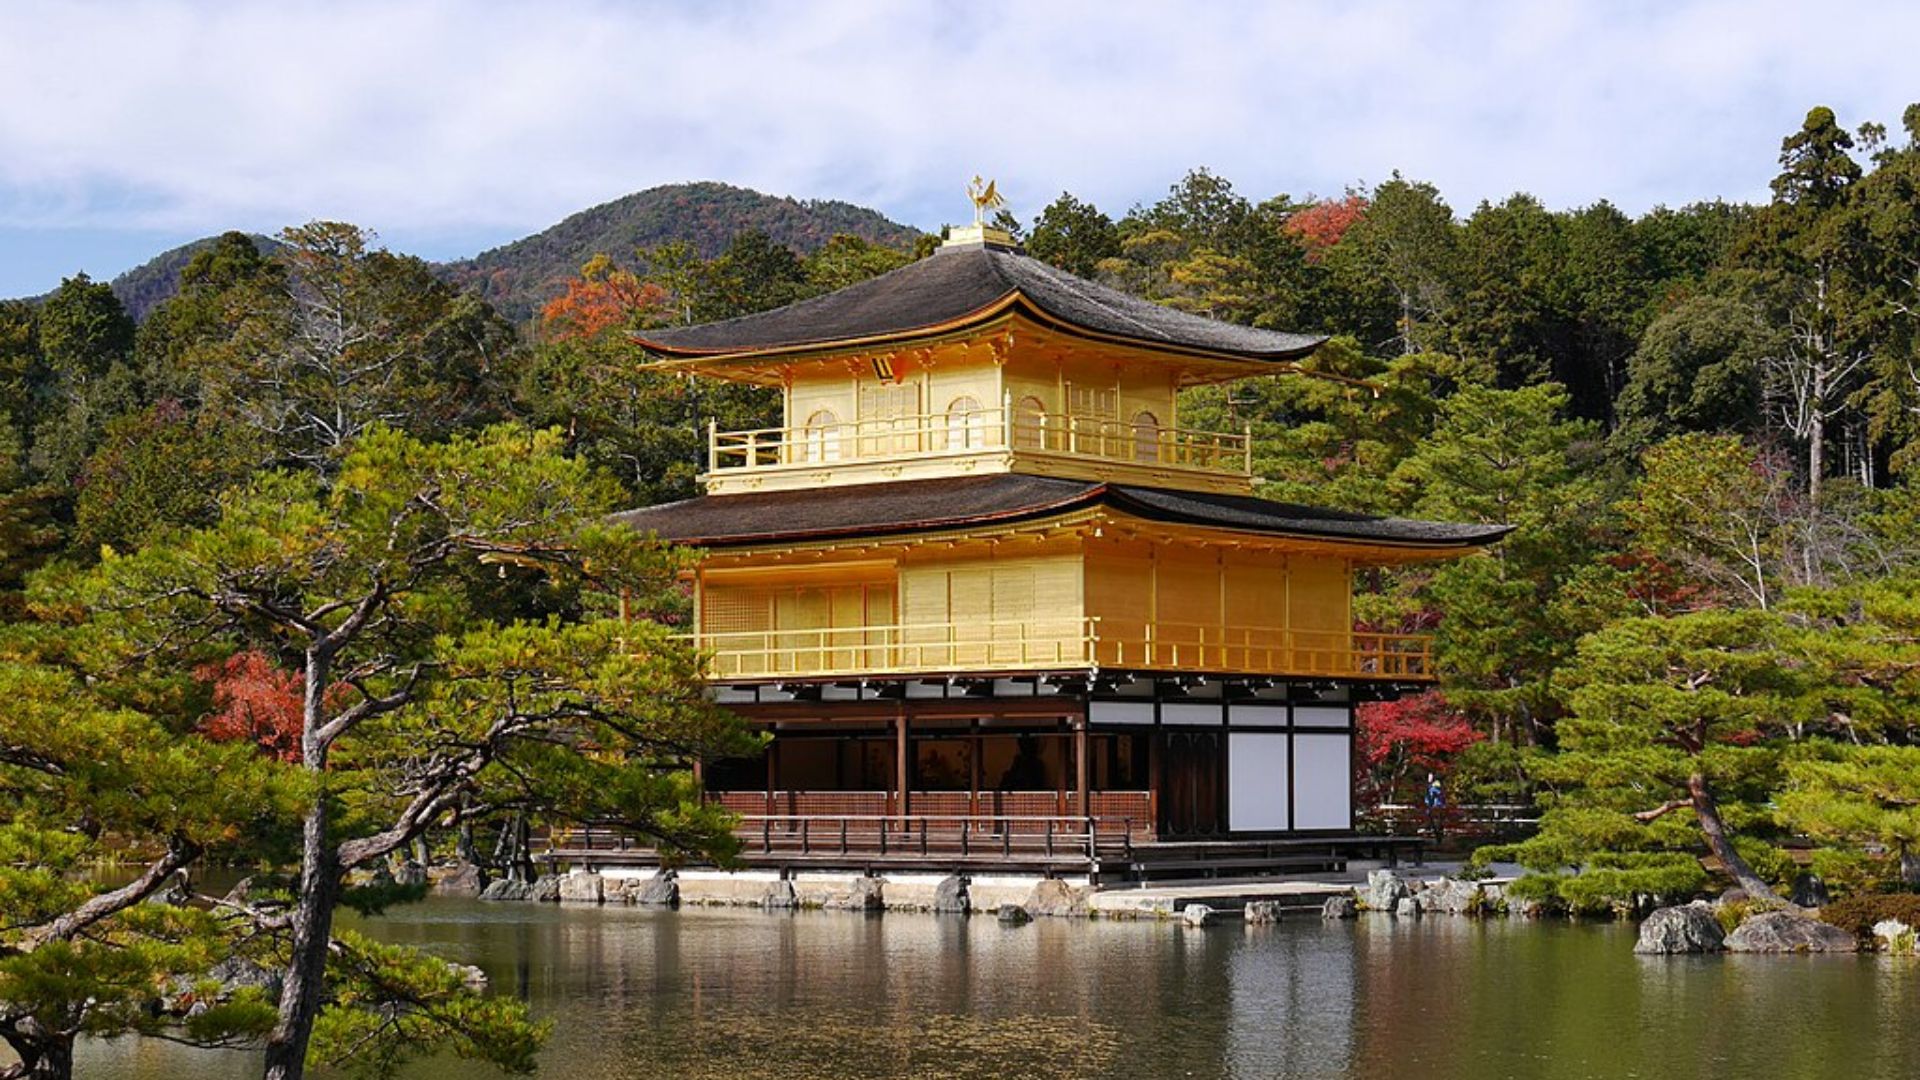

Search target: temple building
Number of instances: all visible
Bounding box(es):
[610,217,1507,881]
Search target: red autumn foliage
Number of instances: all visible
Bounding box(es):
[539,257,670,342]
[1284,195,1368,260]
[196,650,307,762]
[1355,690,1483,808]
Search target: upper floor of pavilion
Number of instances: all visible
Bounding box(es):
[635,223,1329,497]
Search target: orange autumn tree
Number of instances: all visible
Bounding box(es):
[197,650,308,762]
[1285,194,1368,260]
[539,254,670,342]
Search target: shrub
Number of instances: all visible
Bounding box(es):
[1817,893,1920,941]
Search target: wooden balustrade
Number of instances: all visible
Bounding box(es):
[686,618,1433,682]
[707,407,1251,478]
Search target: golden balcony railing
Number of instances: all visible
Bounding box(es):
[685,617,1433,682]
[707,404,1252,478]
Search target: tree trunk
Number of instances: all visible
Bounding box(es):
[262,797,340,1080]
[1900,843,1920,889]
[3,1026,74,1080]
[1809,405,1824,504]
[1688,772,1773,898]
[263,649,339,1080]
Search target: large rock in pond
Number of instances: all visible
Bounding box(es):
[394,860,429,888]
[996,903,1033,925]
[1245,901,1284,925]
[1361,870,1410,912]
[1635,903,1726,954]
[529,874,564,903]
[1420,878,1484,916]
[479,878,534,902]
[1725,910,1858,953]
[1321,895,1358,920]
[1023,878,1088,918]
[437,861,487,895]
[557,872,604,904]
[932,875,971,915]
[1182,904,1218,927]
[823,876,885,912]
[761,879,799,910]
[1394,897,1421,919]
[633,870,679,907]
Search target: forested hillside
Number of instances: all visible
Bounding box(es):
[106,233,278,320]
[43,181,921,325]
[438,181,923,320]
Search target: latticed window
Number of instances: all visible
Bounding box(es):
[1012,395,1048,449]
[800,408,842,463]
[1132,410,1161,463]
[945,395,989,449]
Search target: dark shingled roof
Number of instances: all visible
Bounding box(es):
[635,240,1326,362]
[612,474,1511,550]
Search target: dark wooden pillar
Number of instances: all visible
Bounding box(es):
[1074,719,1090,819]
[969,727,982,818]
[765,736,778,817]
[895,708,910,821]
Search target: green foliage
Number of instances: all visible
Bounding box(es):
[0,648,303,1071]
[63,422,752,1075]
[173,221,518,469]
[1027,192,1121,275]
[72,402,265,552]
[1486,608,1807,896]
[308,931,546,1078]
[1615,293,1773,449]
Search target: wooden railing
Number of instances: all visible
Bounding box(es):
[688,618,1434,681]
[710,789,1155,841]
[545,814,1136,868]
[708,404,1251,478]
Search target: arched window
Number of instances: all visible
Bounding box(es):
[1012,396,1048,450]
[1131,410,1161,464]
[800,408,842,463]
[945,395,989,450]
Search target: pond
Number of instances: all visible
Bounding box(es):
[71,897,1920,1079]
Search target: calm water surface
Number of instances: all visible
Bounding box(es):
[72,897,1919,1079]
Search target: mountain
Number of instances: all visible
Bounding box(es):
[108,234,278,321]
[437,182,924,321]
[76,183,921,325]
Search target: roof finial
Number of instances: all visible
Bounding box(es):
[947,176,1014,249]
[966,175,1005,227]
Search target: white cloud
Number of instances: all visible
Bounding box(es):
[0,0,1916,250]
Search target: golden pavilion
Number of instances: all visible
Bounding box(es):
[610,216,1507,880]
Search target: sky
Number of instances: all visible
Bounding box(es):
[1,0,1916,298]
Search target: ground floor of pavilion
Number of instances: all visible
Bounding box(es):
[545,673,1427,882]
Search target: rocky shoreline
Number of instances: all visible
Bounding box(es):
[442,865,1521,925]
[429,862,1920,958]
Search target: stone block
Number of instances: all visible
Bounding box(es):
[932,875,971,915]
[1634,903,1725,954]
[1725,911,1858,953]
[1244,900,1284,924]
[557,872,604,905]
